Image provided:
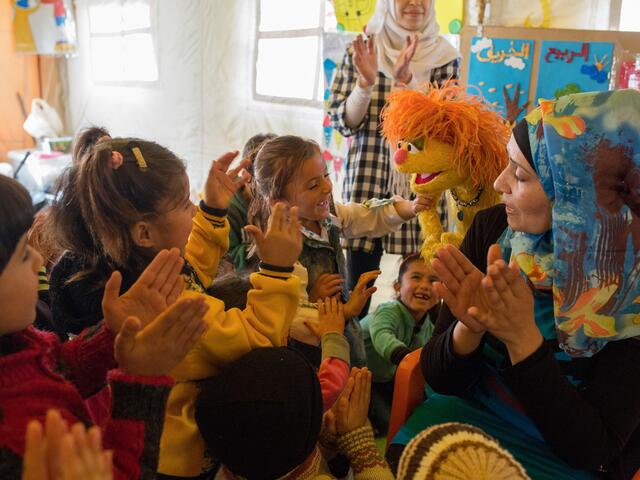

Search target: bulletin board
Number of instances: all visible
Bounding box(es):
[460,26,640,121]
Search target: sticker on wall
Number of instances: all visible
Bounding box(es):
[435,0,463,35]
[535,41,613,102]
[468,37,534,124]
[333,0,376,32]
[13,0,77,55]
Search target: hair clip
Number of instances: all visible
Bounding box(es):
[131,147,148,169]
[110,151,124,170]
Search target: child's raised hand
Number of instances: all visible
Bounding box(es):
[244,203,302,268]
[22,410,113,480]
[308,273,344,302]
[203,151,250,210]
[114,297,209,377]
[305,297,346,339]
[343,269,380,319]
[103,248,184,334]
[412,193,435,215]
[335,368,372,435]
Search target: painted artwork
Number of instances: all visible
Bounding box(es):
[13,0,77,55]
[435,0,463,34]
[323,32,356,183]
[468,37,534,125]
[535,41,613,102]
[333,0,376,32]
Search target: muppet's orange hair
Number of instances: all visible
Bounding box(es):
[381,81,509,188]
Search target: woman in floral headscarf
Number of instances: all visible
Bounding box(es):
[386,89,640,479]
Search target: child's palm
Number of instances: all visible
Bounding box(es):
[203,151,249,210]
[245,203,302,268]
[343,270,379,319]
[114,297,208,376]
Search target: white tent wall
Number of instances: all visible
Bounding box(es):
[200,0,322,184]
[66,0,322,190]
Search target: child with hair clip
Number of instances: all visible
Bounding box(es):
[54,136,303,479]
[360,252,440,434]
[249,135,431,367]
[48,126,114,337]
[0,175,210,480]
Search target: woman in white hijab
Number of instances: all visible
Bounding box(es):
[328,0,460,320]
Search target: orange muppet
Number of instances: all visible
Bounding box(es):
[381,82,509,260]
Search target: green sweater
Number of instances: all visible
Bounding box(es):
[361,300,435,383]
[227,190,250,269]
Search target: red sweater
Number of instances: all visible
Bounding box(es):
[0,325,173,480]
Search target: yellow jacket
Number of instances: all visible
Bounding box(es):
[158,205,301,476]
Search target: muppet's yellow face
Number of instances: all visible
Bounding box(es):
[392,138,466,194]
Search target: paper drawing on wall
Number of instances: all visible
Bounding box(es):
[535,41,613,103]
[13,0,77,55]
[468,37,534,124]
[333,0,376,32]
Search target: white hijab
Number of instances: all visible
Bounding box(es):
[366,0,460,84]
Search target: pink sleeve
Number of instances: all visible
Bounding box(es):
[319,357,349,412]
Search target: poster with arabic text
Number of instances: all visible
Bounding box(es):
[535,41,613,102]
[468,37,534,125]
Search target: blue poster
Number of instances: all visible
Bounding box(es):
[535,41,613,102]
[468,37,535,124]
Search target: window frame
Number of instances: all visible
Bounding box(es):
[88,0,159,85]
[252,0,325,108]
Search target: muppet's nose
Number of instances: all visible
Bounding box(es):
[394,148,408,166]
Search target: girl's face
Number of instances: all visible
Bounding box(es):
[150,188,197,253]
[283,152,333,226]
[395,259,439,321]
[394,0,431,31]
[494,136,552,235]
[0,234,43,335]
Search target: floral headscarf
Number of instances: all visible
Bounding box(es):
[508,89,640,357]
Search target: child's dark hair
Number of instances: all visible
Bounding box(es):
[241,133,277,175]
[396,253,423,285]
[48,127,112,264]
[72,126,110,165]
[0,176,35,273]
[55,137,188,281]
[248,135,320,232]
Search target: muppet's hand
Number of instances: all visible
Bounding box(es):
[466,244,543,364]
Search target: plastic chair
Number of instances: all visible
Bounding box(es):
[385,349,640,478]
[386,349,424,450]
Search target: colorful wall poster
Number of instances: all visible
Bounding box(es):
[332,0,376,32]
[535,41,613,102]
[468,37,534,124]
[322,32,356,183]
[435,0,463,34]
[13,0,77,55]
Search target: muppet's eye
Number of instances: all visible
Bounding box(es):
[408,143,420,153]
[397,142,402,149]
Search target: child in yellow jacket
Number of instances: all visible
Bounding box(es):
[52,137,303,477]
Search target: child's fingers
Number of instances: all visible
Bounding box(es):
[22,420,46,480]
[337,299,344,318]
[355,270,380,290]
[114,316,141,357]
[243,225,265,245]
[71,423,93,468]
[288,206,300,234]
[329,296,338,314]
[136,249,171,287]
[166,274,185,307]
[156,251,185,299]
[147,249,181,292]
[227,158,250,180]
[87,426,103,456]
[362,369,372,410]
[160,298,203,337]
[60,434,81,479]
[45,408,68,477]
[103,450,114,478]
[174,302,209,351]
[211,150,239,172]
[101,270,123,310]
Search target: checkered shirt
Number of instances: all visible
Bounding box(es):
[328,46,459,255]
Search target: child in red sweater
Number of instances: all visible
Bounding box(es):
[0,175,209,480]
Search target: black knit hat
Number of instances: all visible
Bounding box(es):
[194,347,323,480]
[512,118,534,168]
